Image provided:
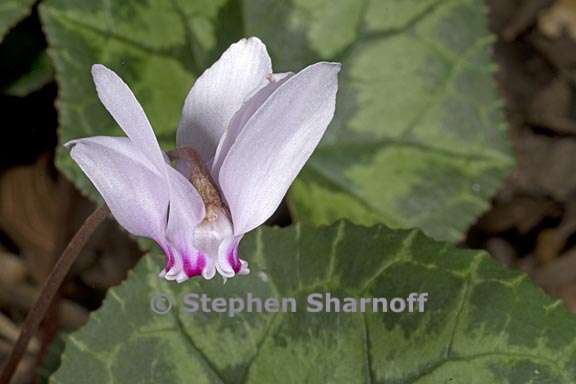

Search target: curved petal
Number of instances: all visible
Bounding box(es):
[176,37,272,163]
[211,72,293,176]
[66,136,169,241]
[162,245,212,283]
[219,62,341,235]
[162,166,209,281]
[91,64,166,171]
[66,136,161,175]
[92,65,211,273]
[216,236,249,278]
[165,166,205,242]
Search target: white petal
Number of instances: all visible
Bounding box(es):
[163,165,206,272]
[176,37,272,163]
[215,236,249,278]
[91,64,166,171]
[211,72,293,176]
[165,166,205,241]
[219,62,341,235]
[66,136,169,241]
[66,136,160,175]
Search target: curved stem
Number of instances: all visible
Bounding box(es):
[0,205,109,384]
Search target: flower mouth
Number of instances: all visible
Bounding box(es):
[183,253,207,277]
[161,246,212,282]
[163,147,251,281]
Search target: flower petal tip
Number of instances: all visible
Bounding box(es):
[240,36,265,47]
[91,63,110,77]
[216,263,235,279]
[176,272,189,284]
[315,61,342,74]
[239,260,250,276]
[63,140,76,150]
[202,265,217,280]
[224,36,268,57]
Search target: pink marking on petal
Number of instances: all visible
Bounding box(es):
[163,247,175,272]
[183,253,206,278]
[227,245,241,273]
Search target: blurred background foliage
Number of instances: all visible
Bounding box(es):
[0,0,576,382]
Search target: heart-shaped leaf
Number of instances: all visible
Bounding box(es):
[52,222,576,383]
[40,0,512,241]
[245,0,512,241]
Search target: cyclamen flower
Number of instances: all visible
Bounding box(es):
[66,37,340,282]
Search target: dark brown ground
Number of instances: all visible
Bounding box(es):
[1,0,576,382]
[467,0,576,310]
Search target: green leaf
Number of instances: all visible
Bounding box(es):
[0,0,35,42]
[246,0,512,241]
[37,332,65,383]
[52,222,576,383]
[41,0,512,240]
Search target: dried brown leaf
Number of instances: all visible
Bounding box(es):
[539,0,576,40]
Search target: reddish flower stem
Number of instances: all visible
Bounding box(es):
[0,205,109,384]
